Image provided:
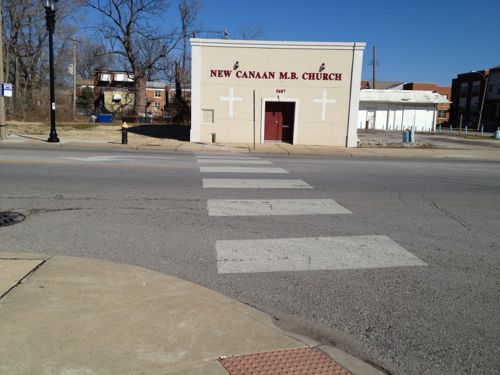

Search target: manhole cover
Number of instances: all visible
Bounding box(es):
[219,348,352,375]
[0,212,26,228]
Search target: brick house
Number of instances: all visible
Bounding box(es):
[145,82,168,117]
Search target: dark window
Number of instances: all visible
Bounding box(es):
[471,81,480,96]
[460,83,468,97]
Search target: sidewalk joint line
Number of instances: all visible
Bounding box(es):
[0,257,51,300]
[275,143,291,155]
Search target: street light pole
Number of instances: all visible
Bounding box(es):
[43,0,59,143]
[0,4,7,140]
[73,40,77,122]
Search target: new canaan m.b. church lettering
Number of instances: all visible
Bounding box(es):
[210,69,342,81]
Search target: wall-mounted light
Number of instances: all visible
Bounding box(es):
[233,61,239,70]
[319,63,325,72]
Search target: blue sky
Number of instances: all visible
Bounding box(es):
[196,0,500,86]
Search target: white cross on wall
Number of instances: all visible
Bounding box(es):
[313,89,336,121]
[220,87,242,119]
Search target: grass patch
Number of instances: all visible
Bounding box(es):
[52,122,100,130]
[7,121,102,135]
[462,135,500,140]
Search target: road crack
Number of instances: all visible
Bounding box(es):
[417,193,468,228]
[428,199,468,228]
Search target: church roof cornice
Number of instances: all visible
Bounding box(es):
[190,38,366,51]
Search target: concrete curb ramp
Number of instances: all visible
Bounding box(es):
[0,253,385,375]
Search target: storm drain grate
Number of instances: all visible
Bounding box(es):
[0,212,26,228]
[219,347,352,375]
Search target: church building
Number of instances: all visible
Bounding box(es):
[190,39,365,147]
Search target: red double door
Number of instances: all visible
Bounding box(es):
[264,102,295,143]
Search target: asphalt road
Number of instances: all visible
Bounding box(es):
[1,145,499,375]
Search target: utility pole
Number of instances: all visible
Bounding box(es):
[73,40,77,122]
[372,46,376,90]
[477,70,489,131]
[0,4,7,140]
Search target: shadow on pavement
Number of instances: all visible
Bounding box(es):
[127,124,190,141]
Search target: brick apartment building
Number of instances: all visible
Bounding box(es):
[146,82,168,117]
[450,66,500,132]
[403,82,451,125]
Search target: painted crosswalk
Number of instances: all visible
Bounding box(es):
[197,159,273,164]
[207,199,351,216]
[202,179,312,189]
[196,156,262,160]
[61,156,171,162]
[200,166,288,173]
[216,235,427,274]
[197,153,426,275]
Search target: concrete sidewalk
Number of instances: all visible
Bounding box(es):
[0,252,385,375]
[2,130,500,161]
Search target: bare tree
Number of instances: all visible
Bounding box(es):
[2,0,75,118]
[2,1,28,86]
[2,1,43,100]
[174,0,200,103]
[76,39,110,79]
[178,0,200,70]
[81,0,179,116]
[136,35,171,81]
[237,21,265,40]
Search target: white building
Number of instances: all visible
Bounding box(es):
[358,89,449,132]
[190,38,365,147]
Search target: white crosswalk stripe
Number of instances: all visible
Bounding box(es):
[196,156,262,160]
[61,156,170,162]
[200,166,288,174]
[197,159,273,165]
[207,199,351,216]
[203,179,312,189]
[216,235,426,274]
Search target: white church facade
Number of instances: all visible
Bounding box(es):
[190,39,365,147]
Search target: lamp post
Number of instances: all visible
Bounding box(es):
[43,0,59,142]
[473,69,490,131]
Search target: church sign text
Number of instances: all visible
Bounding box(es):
[210,70,342,81]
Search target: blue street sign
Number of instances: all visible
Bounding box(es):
[2,83,13,97]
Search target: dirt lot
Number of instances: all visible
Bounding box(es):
[5,121,190,144]
[7,121,112,138]
[358,129,500,149]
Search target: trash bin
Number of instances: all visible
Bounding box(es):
[402,130,410,143]
[97,113,113,123]
[409,128,416,143]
